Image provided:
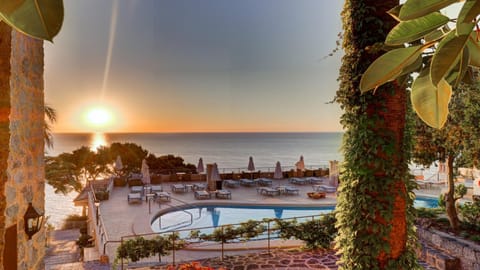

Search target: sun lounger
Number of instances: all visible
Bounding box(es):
[307,177,325,185]
[289,178,308,185]
[171,184,188,193]
[127,193,142,203]
[130,185,143,193]
[314,185,337,193]
[258,187,280,196]
[192,183,207,191]
[240,179,256,187]
[216,189,232,199]
[155,191,171,202]
[194,190,211,199]
[151,185,163,193]
[224,179,240,188]
[284,186,300,195]
[258,178,273,186]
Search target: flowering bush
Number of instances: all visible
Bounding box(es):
[166,261,225,270]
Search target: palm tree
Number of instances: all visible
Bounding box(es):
[45,105,57,149]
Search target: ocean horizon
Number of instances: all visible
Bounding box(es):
[45,132,344,228]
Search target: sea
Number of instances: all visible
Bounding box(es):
[45,132,344,228]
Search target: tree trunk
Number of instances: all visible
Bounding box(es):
[445,155,459,231]
[336,0,413,269]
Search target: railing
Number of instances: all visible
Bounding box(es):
[218,164,328,174]
[118,213,329,269]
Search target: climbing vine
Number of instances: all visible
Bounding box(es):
[335,1,419,269]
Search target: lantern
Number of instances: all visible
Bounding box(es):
[24,202,44,239]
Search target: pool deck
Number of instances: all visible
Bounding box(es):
[98,179,337,259]
[96,178,443,265]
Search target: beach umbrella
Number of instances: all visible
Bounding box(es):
[248,156,255,179]
[273,161,283,179]
[295,155,305,171]
[114,155,123,171]
[248,156,255,171]
[197,158,204,174]
[141,159,151,185]
[212,163,221,181]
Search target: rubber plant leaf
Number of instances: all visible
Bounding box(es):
[399,0,459,20]
[387,5,403,21]
[360,45,426,93]
[467,32,480,67]
[457,0,480,27]
[424,29,447,43]
[0,0,64,41]
[411,68,452,129]
[445,47,470,87]
[430,27,471,86]
[386,12,449,46]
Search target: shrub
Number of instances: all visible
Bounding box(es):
[458,201,480,229]
[274,213,336,249]
[416,207,442,219]
[95,190,109,201]
[116,234,185,263]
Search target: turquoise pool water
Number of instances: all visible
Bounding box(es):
[151,196,438,233]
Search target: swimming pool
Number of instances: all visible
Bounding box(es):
[151,196,438,233]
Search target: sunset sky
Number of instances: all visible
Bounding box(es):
[44,0,344,133]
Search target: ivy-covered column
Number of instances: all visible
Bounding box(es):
[335,1,418,269]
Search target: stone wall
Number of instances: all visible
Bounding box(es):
[0,23,45,270]
[418,226,480,270]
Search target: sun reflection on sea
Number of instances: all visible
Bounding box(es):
[90,132,107,151]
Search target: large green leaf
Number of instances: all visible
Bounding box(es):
[457,0,480,26]
[399,0,459,20]
[386,12,449,46]
[360,45,425,93]
[467,32,480,67]
[445,47,470,87]
[0,0,64,41]
[387,5,403,21]
[430,29,470,86]
[411,69,452,129]
[424,29,447,43]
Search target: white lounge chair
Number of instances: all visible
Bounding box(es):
[127,193,142,204]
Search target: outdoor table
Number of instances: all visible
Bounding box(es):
[145,193,155,202]
[258,178,273,186]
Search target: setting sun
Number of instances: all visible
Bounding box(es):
[86,107,111,126]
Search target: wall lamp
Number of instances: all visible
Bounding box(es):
[24,202,44,239]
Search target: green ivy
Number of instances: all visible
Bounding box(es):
[335,1,419,269]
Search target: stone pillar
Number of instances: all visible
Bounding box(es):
[0,22,45,270]
[329,160,339,187]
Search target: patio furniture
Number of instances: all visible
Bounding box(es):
[130,186,144,196]
[127,193,142,203]
[193,183,207,191]
[171,184,188,193]
[258,178,273,186]
[314,185,337,193]
[240,179,256,187]
[224,179,240,188]
[307,177,324,185]
[289,178,308,185]
[258,187,280,196]
[284,186,300,195]
[216,189,232,199]
[194,190,211,200]
[150,185,163,193]
[155,191,171,202]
